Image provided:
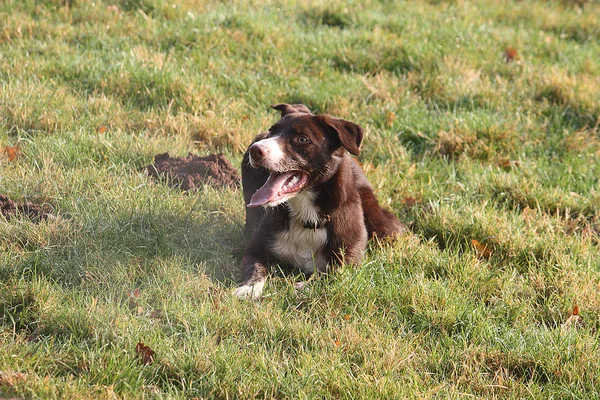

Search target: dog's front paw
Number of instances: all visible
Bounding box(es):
[233,279,266,300]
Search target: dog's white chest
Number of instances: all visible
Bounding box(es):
[270,192,328,273]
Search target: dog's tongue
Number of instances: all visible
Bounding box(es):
[248,172,295,207]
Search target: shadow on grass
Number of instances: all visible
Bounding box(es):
[1,193,246,340]
[6,196,246,289]
[300,7,354,29]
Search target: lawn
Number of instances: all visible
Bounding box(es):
[1,0,600,398]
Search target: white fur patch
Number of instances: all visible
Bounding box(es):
[250,137,285,168]
[233,278,266,299]
[271,191,328,273]
[287,191,320,225]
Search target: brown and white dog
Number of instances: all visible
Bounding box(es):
[234,104,404,299]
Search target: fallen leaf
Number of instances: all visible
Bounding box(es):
[385,111,397,127]
[497,159,520,170]
[334,340,341,347]
[3,145,21,161]
[77,363,90,372]
[96,125,108,134]
[498,159,510,169]
[128,288,141,309]
[562,305,584,330]
[343,314,351,321]
[471,239,492,259]
[402,197,418,208]
[135,342,155,365]
[503,47,518,63]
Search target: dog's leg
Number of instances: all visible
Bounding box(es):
[236,191,284,299]
[234,225,273,299]
[233,256,268,299]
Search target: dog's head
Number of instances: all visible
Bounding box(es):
[247,103,364,207]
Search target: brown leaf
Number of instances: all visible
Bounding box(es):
[385,111,397,127]
[135,342,155,365]
[562,305,584,330]
[128,288,141,309]
[497,159,520,170]
[96,125,108,134]
[3,145,21,161]
[503,47,518,63]
[77,362,90,372]
[402,197,418,208]
[471,239,492,259]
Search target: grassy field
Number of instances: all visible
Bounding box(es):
[1,0,600,398]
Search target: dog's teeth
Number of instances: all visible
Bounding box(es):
[285,173,299,189]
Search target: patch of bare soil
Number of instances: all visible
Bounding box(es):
[0,194,51,222]
[146,153,240,190]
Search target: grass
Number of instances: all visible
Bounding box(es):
[1,0,600,398]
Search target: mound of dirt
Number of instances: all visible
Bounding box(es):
[0,194,51,222]
[146,153,240,190]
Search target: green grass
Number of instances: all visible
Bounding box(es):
[1,0,600,398]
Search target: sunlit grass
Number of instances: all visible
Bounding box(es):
[1,0,599,398]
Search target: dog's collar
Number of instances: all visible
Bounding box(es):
[302,213,330,230]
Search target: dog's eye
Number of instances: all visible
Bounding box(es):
[295,135,310,144]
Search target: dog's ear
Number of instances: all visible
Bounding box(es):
[271,103,312,117]
[319,115,364,156]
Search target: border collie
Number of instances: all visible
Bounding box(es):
[234,104,404,298]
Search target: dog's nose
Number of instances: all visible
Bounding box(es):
[249,143,265,162]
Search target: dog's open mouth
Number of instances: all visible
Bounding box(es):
[247,171,309,207]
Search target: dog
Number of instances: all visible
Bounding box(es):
[234,104,404,299]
